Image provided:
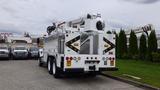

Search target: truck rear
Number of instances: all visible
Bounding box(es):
[63,31,117,73]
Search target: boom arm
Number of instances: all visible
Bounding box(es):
[125,24,154,36]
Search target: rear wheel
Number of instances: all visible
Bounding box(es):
[47,57,53,74]
[52,60,61,78]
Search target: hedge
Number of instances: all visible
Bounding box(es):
[152,52,160,62]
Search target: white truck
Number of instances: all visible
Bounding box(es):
[7,36,32,59]
[0,44,10,59]
[39,14,117,78]
[11,46,28,59]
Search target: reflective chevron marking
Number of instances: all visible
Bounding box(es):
[103,37,115,53]
[66,36,80,53]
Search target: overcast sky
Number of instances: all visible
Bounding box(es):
[0,0,160,35]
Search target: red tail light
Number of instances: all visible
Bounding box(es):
[70,57,73,60]
[66,57,69,60]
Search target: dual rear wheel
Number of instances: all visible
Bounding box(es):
[47,57,61,78]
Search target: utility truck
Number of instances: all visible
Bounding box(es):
[38,14,118,78]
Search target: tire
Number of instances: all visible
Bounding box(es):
[52,59,61,78]
[47,57,53,74]
[38,58,43,67]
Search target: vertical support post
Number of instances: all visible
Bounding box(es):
[90,35,93,54]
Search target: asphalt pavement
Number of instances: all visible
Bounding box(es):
[0,60,145,90]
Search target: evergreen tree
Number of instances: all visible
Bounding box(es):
[139,34,147,60]
[148,30,157,61]
[117,30,127,58]
[148,30,157,52]
[129,31,138,59]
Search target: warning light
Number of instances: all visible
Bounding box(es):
[70,57,73,60]
[66,57,69,60]
[110,60,114,66]
[67,60,71,66]
[78,57,81,60]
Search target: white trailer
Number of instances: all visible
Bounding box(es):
[39,14,118,78]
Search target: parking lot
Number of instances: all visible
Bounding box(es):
[0,60,146,90]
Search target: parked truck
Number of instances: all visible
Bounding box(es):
[11,46,28,59]
[7,36,32,59]
[0,44,10,59]
[38,14,118,78]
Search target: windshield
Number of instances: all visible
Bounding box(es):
[0,47,8,49]
[15,47,26,50]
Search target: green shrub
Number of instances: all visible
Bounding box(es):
[132,54,139,60]
[152,52,160,62]
[122,53,130,59]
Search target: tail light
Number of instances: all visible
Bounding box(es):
[66,57,72,66]
[66,57,69,60]
[70,57,73,60]
[78,57,81,60]
[73,57,76,60]
[110,60,114,66]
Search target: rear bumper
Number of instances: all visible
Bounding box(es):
[0,54,9,58]
[64,67,118,73]
[13,54,28,58]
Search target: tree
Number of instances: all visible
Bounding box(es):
[139,34,147,60]
[129,31,138,59]
[117,30,127,58]
[148,30,157,52]
[148,30,157,61]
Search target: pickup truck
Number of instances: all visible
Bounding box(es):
[0,46,9,59]
[11,46,28,59]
